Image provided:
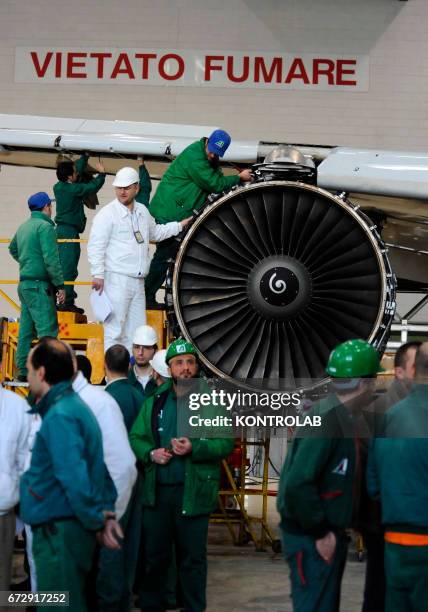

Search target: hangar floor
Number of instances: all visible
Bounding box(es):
[205,540,365,612]
[205,498,364,612]
[10,498,365,611]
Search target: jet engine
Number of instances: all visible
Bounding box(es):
[166,162,396,388]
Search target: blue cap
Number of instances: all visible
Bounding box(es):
[207,129,231,158]
[28,192,53,211]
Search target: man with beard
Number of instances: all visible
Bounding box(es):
[277,339,382,612]
[129,338,234,611]
[128,324,158,401]
[145,130,253,308]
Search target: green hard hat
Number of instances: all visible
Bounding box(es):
[326,339,383,378]
[165,338,198,363]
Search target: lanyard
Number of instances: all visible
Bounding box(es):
[130,210,144,244]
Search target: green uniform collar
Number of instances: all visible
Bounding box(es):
[30,211,55,226]
[127,367,137,385]
[154,379,173,396]
[106,378,129,389]
[198,137,208,154]
[29,380,73,417]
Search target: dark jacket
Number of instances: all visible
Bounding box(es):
[357,378,410,534]
[367,384,428,534]
[54,155,105,232]
[20,381,116,530]
[9,211,64,288]
[278,394,361,539]
[127,368,157,402]
[105,378,143,432]
[135,164,152,208]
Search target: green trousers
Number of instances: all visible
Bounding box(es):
[385,541,428,612]
[32,519,96,612]
[57,224,80,306]
[136,539,180,609]
[141,484,209,612]
[281,531,348,612]
[97,483,142,612]
[135,518,179,609]
[144,237,178,306]
[16,280,58,376]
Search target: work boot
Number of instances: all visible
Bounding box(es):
[57,304,85,314]
[146,301,165,310]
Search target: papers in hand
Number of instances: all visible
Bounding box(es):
[90,289,113,322]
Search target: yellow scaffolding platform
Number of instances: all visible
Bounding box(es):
[0,291,168,392]
[0,234,168,386]
[212,437,280,552]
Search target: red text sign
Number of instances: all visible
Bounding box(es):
[15,48,369,91]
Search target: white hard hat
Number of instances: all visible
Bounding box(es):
[112,166,140,187]
[132,325,158,346]
[149,349,171,379]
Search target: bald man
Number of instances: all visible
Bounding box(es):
[20,337,121,611]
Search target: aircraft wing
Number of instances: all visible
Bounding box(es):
[0,113,259,178]
[1,113,428,284]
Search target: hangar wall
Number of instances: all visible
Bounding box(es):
[0,0,425,318]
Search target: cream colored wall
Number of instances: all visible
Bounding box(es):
[0,0,426,318]
[0,0,420,146]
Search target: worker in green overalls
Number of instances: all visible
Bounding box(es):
[9,192,65,381]
[20,337,120,612]
[145,130,252,308]
[54,155,106,313]
[91,344,144,612]
[135,158,152,207]
[130,338,234,612]
[277,339,382,612]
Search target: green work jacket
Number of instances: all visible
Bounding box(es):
[135,164,152,208]
[20,381,117,530]
[149,138,240,223]
[54,155,105,232]
[105,378,143,432]
[367,384,428,533]
[129,380,234,517]
[277,394,360,539]
[127,368,157,402]
[9,211,64,288]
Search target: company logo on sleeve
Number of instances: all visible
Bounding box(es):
[332,458,348,476]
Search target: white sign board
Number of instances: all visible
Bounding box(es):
[15,47,369,91]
